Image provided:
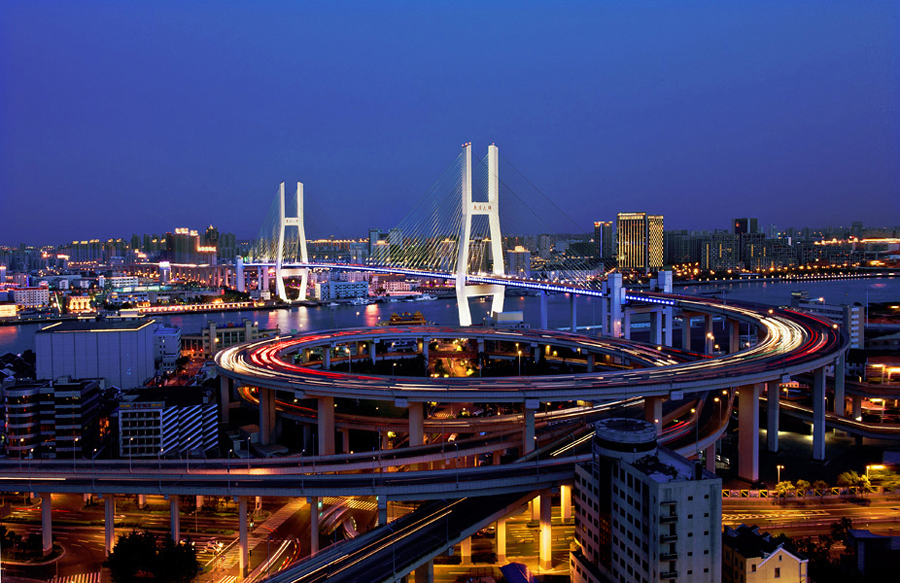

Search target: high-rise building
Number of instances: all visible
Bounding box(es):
[571,418,722,583]
[732,218,758,235]
[594,221,614,262]
[616,213,664,270]
[505,246,532,278]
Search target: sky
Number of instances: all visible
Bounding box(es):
[1,1,898,246]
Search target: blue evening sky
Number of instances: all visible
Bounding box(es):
[1,1,897,245]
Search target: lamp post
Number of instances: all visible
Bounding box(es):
[453,442,460,485]
[73,437,79,472]
[518,350,522,376]
[691,407,699,451]
[129,437,134,473]
[346,346,351,373]
[776,464,784,483]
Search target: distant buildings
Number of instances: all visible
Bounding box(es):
[181,318,279,359]
[314,280,369,302]
[790,292,864,350]
[722,525,808,583]
[505,246,532,278]
[13,286,50,308]
[594,221,614,262]
[616,213,664,271]
[35,319,156,389]
[571,418,722,583]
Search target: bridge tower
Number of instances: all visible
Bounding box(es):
[456,143,505,326]
[275,182,310,302]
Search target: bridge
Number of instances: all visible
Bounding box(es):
[0,143,864,582]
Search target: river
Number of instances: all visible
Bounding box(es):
[1,276,897,356]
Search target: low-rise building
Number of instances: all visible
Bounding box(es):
[13,286,50,308]
[723,524,808,583]
[314,280,369,301]
[119,386,217,458]
[154,324,182,374]
[181,319,279,359]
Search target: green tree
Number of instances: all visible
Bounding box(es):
[775,480,796,498]
[795,479,811,495]
[105,530,198,583]
[813,479,829,496]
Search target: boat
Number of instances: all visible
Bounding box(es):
[328,302,339,307]
[414,293,437,302]
[350,297,372,306]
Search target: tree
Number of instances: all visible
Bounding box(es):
[775,480,796,498]
[813,479,829,497]
[837,471,861,488]
[831,517,853,545]
[105,530,198,583]
[795,479,811,496]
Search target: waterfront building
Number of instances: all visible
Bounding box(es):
[571,418,722,583]
[181,318,279,359]
[505,246,532,278]
[722,524,808,583]
[314,280,369,301]
[791,292,864,349]
[36,319,156,389]
[701,232,740,272]
[154,324,182,374]
[119,386,217,458]
[594,221,615,262]
[13,286,50,308]
[616,213,664,271]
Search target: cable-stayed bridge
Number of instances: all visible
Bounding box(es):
[241,143,614,326]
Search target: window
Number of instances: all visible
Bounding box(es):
[751,564,756,572]
[774,567,781,578]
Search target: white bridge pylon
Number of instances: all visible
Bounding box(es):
[456,143,505,327]
[275,182,309,302]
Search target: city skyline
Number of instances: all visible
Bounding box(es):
[3,2,898,245]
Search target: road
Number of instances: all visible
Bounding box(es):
[723,496,900,538]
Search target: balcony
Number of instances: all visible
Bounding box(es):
[660,553,678,561]
[661,571,678,580]
[660,500,677,505]
[659,534,677,543]
[660,515,678,524]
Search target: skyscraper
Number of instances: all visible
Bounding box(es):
[616,213,664,271]
[594,221,614,263]
[732,218,758,235]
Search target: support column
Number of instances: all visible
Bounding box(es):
[41,493,52,556]
[650,310,663,345]
[570,294,577,333]
[318,396,335,456]
[767,381,780,452]
[369,341,376,364]
[104,495,116,555]
[623,310,632,340]
[238,497,249,577]
[460,537,471,564]
[704,314,714,354]
[729,320,741,354]
[561,484,572,522]
[137,494,146,509]
[323,344,332,369]
[259,387,276,446]
[531,495,540,521]
[523,401,537,453]
[813,367,826,461]
[414,561,434,583]
[738,383,762,482]
[644,396,663,437]
[219,376,232,425]
[834,354,846,416]
[169,495,180,542]
[540,490,552,571]
[196,495,204,511]
[540,291,548,330]
[587,353,595,373]
[340,428,351,454]
[852,395,862,420]
[408,402,424,447]
[681,313,692,351]
[496,518,507,564]
[705,443,716,473]
[422,337,430,362]
[378,496,387,526]
[308,496,319,556]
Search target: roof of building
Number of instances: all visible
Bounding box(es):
[122,385,209,408]
[724,524,805,560]
[37,318,155,333]
[631,447,714,483]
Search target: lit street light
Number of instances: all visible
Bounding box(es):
[777,464,785,483]
[517,350,522,376]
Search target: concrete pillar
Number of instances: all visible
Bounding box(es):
[738,383,762,482]
[852,395,862,420]
[324,344,332,369]
[196,495,204,511]
[644,396,663,437]
[259,387,276,446]
[496,518,507,564]
[340,428,351,454]
[219,376,232,424]
[587,353,595,373]
[378,496,387,526]
[681,313,692,351]
[729,320,741,354]
[104,495,116,555]
[531,495,540,521]
[318,396,335,456]
[408,402,424,447]
[308,496,319,556]
[169,496,180,542]
[238,497,249,577]
[540,291,548,329]
[414,561,434,583]
[663,305,673,347]
[523,402,537,453]
[570,294,577,333]
[561,484,571,522]
[623,310,632,340]
[834,354,846,416]
[813,367,826,461]
[137,494,146,509]
[369,341,376,364]
[650,309,663,345]
[460,536,471,564]
[41,493,52,556]
[705,442,716,473]
[767,381,780,453]
[255,495,263,513]
[540,490,552,571]
[422,337,430,361]
[492,450,501,465]
[704,314,715,354]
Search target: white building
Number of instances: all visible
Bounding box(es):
[505,246,532,278]
[792,295,864,349]
[13,286,50,308]
[314,280,369,301]
[35,319,156,389]
[154,324,182,374]
[119,387,217,457]
[723,525,808,583]
[571,418,722,583]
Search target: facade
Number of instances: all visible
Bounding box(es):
[36,319,156,388]
[314,280,369,301]
[733,218,759,235]
[181,318,279,359]
[13,286,50,307]
[119,386,217,458]
[701,232,740,272]
[67,295,93,313]
[4,377,103,459]
[571,418,722,583]
[791,293,864,349]
[616,213,664,271]
[722,525,808,583]
[594,221,614,262]
[505,246,532,278]
[154,324,182,374]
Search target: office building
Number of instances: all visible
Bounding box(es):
[701,232,740,272]
[506,246,532,278]
[616,213,664,271]
[723,525,808,583]
[594,221,614,262]
[154,324,182,374]
[181,318,279,359]
[36,319,156,389]
[119,386,217,458]
[732,218,758,235]
[790,292,864,349]
[571,418,722,583]
[13,286,50,308]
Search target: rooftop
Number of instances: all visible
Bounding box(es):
[37,318,156,333]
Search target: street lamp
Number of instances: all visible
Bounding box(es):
[129,437,134,473]
[777,464,784,483]
[453,442,460,485]
[346,346,351,373]
[73,437,79,472]
[518,350,522,376]
[866,464,885,479]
